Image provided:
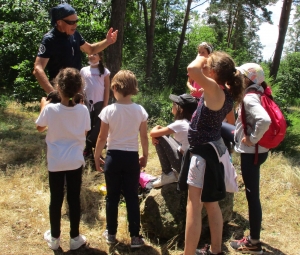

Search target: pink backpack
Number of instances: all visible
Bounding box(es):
[241,88,287,163]
[139,172,157,188]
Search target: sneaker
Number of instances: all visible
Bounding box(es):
[70,234,87,250]
[102,229,117,244]
[152,171,177,188]
[230,236,263,254]
[44,230,60,250]
[195,244,225,255]
[131,236,145,248]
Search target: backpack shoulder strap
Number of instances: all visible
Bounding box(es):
[241,101,248,135]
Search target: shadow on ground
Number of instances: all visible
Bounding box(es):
[52,244,107,254]
[220,212,287,255]
[0,108,46,171]
[107,241,161,255]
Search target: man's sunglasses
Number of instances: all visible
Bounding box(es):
[62,19,79,25]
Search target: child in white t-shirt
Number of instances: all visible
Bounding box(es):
[94,70,148,248]
[150,94,198,188]
[80,51,110,158]
[36,68,90,251]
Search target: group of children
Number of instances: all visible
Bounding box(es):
[36,43,272,254]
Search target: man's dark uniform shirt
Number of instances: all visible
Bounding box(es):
[37,27,85,81]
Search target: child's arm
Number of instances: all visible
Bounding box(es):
[139,120,149,169]
[225,109,235,125]
[36,125,47,132]
[186,77,196,93]
[187,55,219,95]
[150,125,175,146]
[150,125,174,137]
[188,55,225,110]
[94,121,109,172]
[36,97,50,132]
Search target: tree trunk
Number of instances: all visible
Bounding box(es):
[168,0,192,86]
[227,4,239,49]
[106,0,127,79]
[145,0,157,81]
[270,0,292,79]
[142,0,149,42]
[227,2,233,48]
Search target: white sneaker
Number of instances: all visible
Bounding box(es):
[70,234,87,250]
[44,230,60,250]
[152,172,178,188]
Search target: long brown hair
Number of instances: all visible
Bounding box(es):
[97,51,105,77]
[208,51,245,104]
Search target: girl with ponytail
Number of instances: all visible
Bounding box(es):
[36,68,90,250]
[80,51,110,159]
[182,51,244,255]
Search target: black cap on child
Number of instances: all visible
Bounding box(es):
[169,94,198,114]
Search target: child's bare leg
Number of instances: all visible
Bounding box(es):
[184,185,203,255]
[204,201,223,254]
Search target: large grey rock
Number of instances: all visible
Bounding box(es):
[140,183,234,240]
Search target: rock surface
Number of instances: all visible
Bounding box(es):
[140,183,234,239]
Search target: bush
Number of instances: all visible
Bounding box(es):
[11,60,45,103]
[273,52,300,108]
[0,95,11,108]
[133,87,173,127]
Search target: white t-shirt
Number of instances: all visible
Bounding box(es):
[167,119,190,152]
[80,66,110,104]
[100,103,148,151]
[35,103,90,172]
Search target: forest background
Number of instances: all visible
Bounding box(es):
[1,0,300,122]
[1,0,300,254]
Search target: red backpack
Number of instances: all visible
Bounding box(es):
[241,88,287,164]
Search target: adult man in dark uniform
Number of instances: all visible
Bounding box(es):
[33,3,118,94]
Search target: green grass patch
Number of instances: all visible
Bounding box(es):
[0,100,46,168]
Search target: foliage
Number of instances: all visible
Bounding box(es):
[177,25,217,94]
[285,4,300,55]
[275,107,300,157]
[143,0,187,92]
[260,61,272,84]
[11,60,45,103]
[0,0,290,119]
[0,95,11,108]
[203,0,276,62]
[122,0,193,95]
[0,1,49,100]
[133,87,173,127]
[273,52,300,108]
[0,0,109,103]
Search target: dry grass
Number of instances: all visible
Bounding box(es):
[228,153,300,255]
[0,101,300,255]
